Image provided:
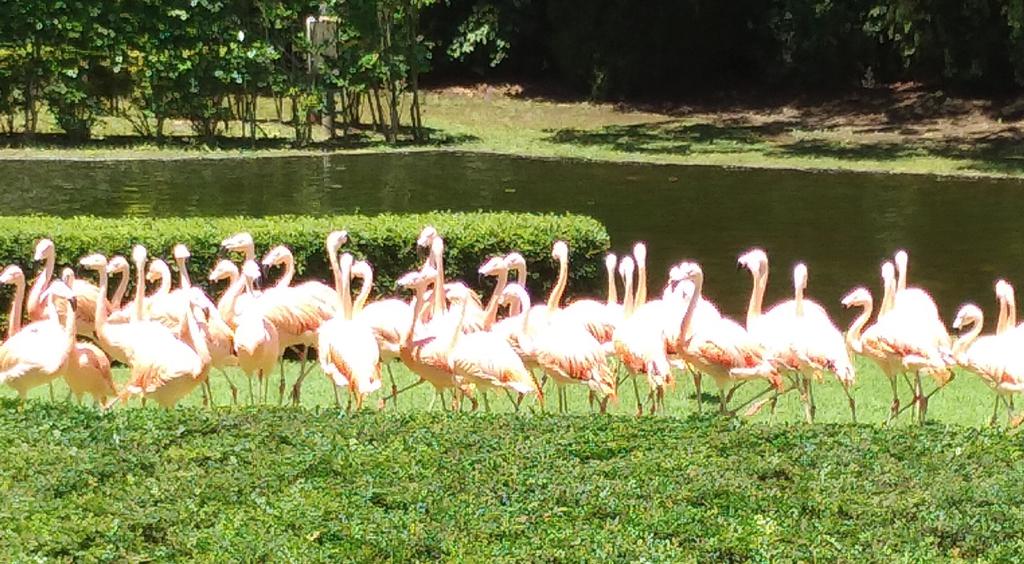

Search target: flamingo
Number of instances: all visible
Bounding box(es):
[234,243,334,405]
[80,251,209,409]
[504,252,528,316]
[316,251,382,410]
[868,261,953,423]
[445,283,541,411]
[670,262,782,414]
[228,261,281,404]
[0,267,75,402]
[57,268,117,406]
[349,259,415,407]
[28,238,108,337]
[208,260,257,325]
[499,282,615,413]
[612,253,673,415]
[395,263,472,410]
[951,304,1024,426]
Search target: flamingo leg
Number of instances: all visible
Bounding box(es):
[246,375,255,405]
[482,390,491,413]
[219,369,239,406]
[693,371,703,414]
[842,383,857,423]
[385,363,398,410]
[428,390,438,411]
[631,374,642,416]
[378,379,425,409]
[886,376,900,424]
[990,394,1001,427]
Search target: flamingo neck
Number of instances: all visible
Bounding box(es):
[154,269,171,297]
[745,266,765,327]
[606,262,617,306]
[621,269,635,317]
[8,277,24,338]
[95,266,110,334]
[353,270,373,315]
[183,304,211,367]
[176,258,192,290]
[133,258,146,321]
[880,276,895,317]
[510,263,527,316]
[795,278,805,317]
[846,300,872,354]
[27,265,50,320]
[340,261,353,320]
[636,260,647,308]
[483,269,509,329]
[111,267,129,308]
[447,298,469,353]
[61,291,76,348]
[678,273,703,349]
[953,315,983,357]
[432,246,446,318]
[402,285,426,349]
[547,253,568,313]
[1007,288,1017,330]
[275,255,295,288]
[896,259,907,293]
[217,274,246,327]
[997,290,1009,335]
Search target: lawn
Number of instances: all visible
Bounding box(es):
[3,361,1021,560]
[4,85,1024,179]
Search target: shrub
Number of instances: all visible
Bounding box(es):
[2,404,1024,560]
[0,212,610,300]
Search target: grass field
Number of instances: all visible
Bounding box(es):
[3,360,1022,560]
[2,397,1023,560]
[4,86,1024,179]
[0,358,1011,427]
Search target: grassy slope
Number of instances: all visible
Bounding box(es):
[4,90,1024,179]
[2,401,1024,561]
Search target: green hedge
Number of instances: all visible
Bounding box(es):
[2,404,1023,560]
[0,213,610,301]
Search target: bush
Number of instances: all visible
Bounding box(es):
[2,404,1024,560]
[0,212,610,300]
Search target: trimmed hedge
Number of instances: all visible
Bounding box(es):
[3,404,1024,560]
[0,213,610,300]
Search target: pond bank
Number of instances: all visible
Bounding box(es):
[3,85,1024,179]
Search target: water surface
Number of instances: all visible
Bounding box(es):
[2,152,1021,326]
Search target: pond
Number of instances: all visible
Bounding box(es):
[2,152,1022,326]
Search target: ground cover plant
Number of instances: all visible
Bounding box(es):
[2,387,1024,561]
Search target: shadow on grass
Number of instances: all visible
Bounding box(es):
[546,119,1024,175]
[0,126,479,153]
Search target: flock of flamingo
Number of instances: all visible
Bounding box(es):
[0,226,1021,425]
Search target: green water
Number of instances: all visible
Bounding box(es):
[1,152,1022,326]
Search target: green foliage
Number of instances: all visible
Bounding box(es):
[0,212,609,298]
[2,403,1023,560]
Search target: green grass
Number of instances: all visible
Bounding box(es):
[0,358,1011,427]
[4,90,1024,179]
[2,395,1024,560]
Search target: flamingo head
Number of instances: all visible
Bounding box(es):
[952,304,982,332]
[498,283,530,311]
[793,263,808,292]
[338,252,354,274]
[396,266,436,291]
[221,232,254,254]
[0,265,24,285]
[479,256,506,277]
[33,238,55,262]
[504,252,526,273]
[241,260,262,283]
[261,245,291,267]
[604,253,617,272]
[669,261,703,284]
[416,226,438,249]
[618,255,635,281]
[894,249,908,272]
[131,245,147,266]
[79,253,108,272]
[632,242,647,266]
[60,267,74,286]
[840,287,871,309]
[146,259,169,283]
[208,260,239,283]
[326,230,348,256]
[737,248,767,275]
[173,244,191,261]
[107,255,130,276]
[42,278,76,307]
[351,260,372,281]
[552,241,568,262]
[445,282,473,304]
[881,261,896,287]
